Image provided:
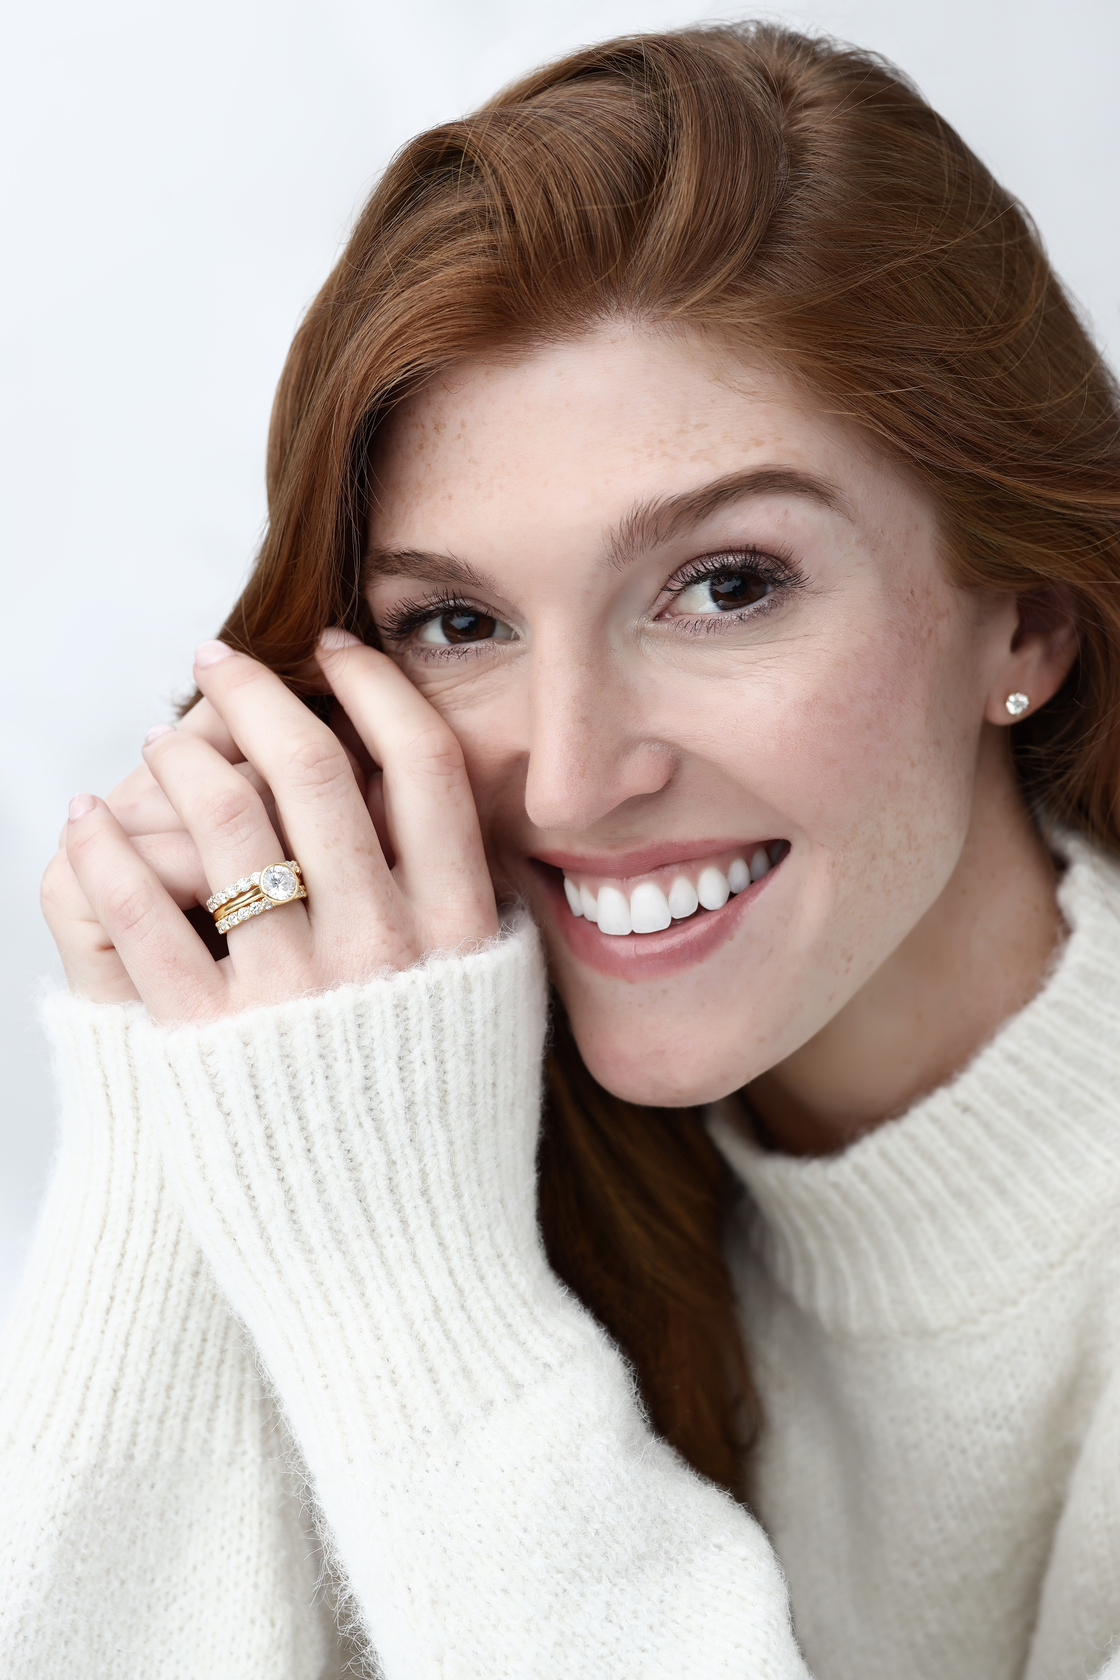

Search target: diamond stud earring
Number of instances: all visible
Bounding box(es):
[1005,692,1030,717]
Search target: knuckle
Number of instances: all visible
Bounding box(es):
[286,730,349,792]
[404,726,465,787]
[102,877,160,940]
[196,781,260,846]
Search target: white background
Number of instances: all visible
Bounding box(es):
[3,0,1118,1326]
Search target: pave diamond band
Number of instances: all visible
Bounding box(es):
[207,860,306,935]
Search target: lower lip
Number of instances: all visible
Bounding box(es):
[534,862,777,981]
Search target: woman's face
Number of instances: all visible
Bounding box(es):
[366,324,1017,1106]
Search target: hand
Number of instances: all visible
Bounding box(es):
[42,681,387,1002]
[41,693,277,1002]
[43,635,499,1021]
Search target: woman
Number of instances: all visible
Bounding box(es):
[4,20,1120,1679]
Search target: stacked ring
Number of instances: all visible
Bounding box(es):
[207,860,307,935]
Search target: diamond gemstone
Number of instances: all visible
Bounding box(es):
[1005,691,1030,717]
[260,864,299,902]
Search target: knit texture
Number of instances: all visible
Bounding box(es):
[712,834,1120,1680]
[3,856,1120,1677]
[133,920,803,1679]
[0,994,345,1678]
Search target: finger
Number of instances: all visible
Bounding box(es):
[180,691,342,764]
[97,699,252,843]
[104,693,366,847]
[177,695,243,758]
[104,743,276,841]
[41,845,141,1004]
[65,795,221,1021]
[140,729,309,965]
[130,829,209,909]
[189,643,396,921]
[315,634,495,935]
[330,700,390,860]
[53,822,213,915]
[101,759,181,839]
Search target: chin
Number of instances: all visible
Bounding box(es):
[526,850,813,1107]
[562,999,758,1109]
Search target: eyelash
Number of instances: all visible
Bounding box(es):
[662,548,805,626]
[376,589,485,645]
[374,550,805,656]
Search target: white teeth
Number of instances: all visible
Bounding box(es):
[597,885,632,936]
[629,881,672,933]
[564,844,785,934]
[668,876,699,920]
[727,857,750,894]
[697,866,730,911]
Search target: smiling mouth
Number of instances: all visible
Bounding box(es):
[538,839,789,937]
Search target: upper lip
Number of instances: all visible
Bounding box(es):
[531,839,763,880]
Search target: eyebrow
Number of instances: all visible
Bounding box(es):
[364,464,851,588]
[604,466,852,570]
[362,548,500,593]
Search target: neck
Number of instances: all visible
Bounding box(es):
[745,728,1065,1157]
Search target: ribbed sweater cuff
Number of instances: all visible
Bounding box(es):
[1,995,234,1461]
[134,917,585,1460]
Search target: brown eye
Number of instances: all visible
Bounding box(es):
[444,610,495,642]
[709,573,768,607]
[673,570,772,615]
[417,608,515,646]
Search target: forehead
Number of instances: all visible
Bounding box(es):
[368,323,914,548]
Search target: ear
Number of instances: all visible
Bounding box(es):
[983,586,1079,726]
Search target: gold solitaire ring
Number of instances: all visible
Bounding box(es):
[207,861,307,935]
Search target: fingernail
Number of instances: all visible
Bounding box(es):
[194,640,236,667]
[68,793,95,821]
[143,723,176,746]
[318,627,362,650]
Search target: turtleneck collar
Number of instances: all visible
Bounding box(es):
[710,836,1120,1338]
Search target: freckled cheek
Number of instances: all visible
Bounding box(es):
[698,640,964,858]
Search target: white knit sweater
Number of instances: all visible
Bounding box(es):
[3,839,1120,1679]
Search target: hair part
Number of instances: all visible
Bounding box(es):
[212,22,1120,1493]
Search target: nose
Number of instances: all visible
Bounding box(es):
[522,641,674,833]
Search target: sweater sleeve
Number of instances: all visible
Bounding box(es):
[0,993,345,1680]
[133,918,809,1680]
[1024,1351,1120,1680]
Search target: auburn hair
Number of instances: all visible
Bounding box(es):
[208,24,1120,1494]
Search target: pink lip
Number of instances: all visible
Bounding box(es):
[532,838,765,881]
[532,858,779,982]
